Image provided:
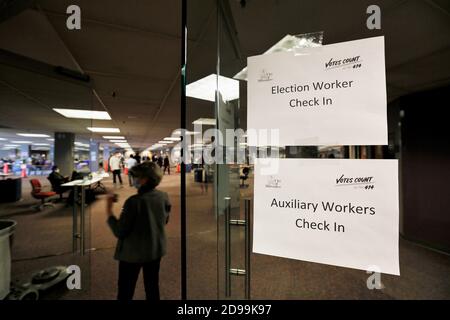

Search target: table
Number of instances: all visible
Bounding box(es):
[0,173,13,179]
[62,175,105,255]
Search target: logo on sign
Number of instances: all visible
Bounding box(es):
[335,174,375,190]
[265,176,281,188]
[258,69,273,82]
[325,56,362,70]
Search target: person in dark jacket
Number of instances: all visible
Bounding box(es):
[106,162,171,300]
[163,155,170,175]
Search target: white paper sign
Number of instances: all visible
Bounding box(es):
[253,158,400,275]
[247,36,387,146]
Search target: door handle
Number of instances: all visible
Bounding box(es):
[224,197,251,299]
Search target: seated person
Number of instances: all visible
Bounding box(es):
[48,165,70,199]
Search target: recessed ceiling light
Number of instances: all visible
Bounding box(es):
[172,130,201,136]
[17,133,50,138]
[75,142,89,148]
[192,118,216,126]
[87,127,120,133]
[103,136,125,139]
[54,108,112,120]
[164,137,181,141]
[187,74,239,102]
[11,141,32,144]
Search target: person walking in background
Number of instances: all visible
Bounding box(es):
[106,162,171,300]
[109,152,123,186]
[157,155,163,168]
[163,155,170,175]
[126,154,138,187]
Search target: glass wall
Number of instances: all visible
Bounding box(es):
[185,0,450,300]
[0,54,94,299]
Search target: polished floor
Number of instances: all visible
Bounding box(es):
[1,170,450,300]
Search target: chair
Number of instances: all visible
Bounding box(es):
[240,167,250,188]
[29,179,56,211]
[47,176,69,201]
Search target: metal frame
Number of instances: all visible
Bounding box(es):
[224,197,251,299]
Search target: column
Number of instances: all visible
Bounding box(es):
[54,132,75,177]
[89,140,100,172]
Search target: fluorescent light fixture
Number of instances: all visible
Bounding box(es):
[4,144,19,147]
[192,118,216,126]
[103,136,125,139]
[164,137,181,141]
[53,108,111,120]
[47,138,55,141]
[158,141,170,144]
[110,140,127,143]
[0,138,7,141]
[172,130,201,136]
[11,141,32,144]
[33,143,50,146]
[75,142,89,147]
[234,34,323,80]
[186,74,239,102]
[17,133,50,138]
[87,127,120,133]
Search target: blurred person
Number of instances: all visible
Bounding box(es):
[163,155,170,175]
[126,154,138,187]
[109,152,123,186]
[106,162,171,300]
[157,155,163,168]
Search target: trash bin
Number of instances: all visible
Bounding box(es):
[0,220,16,300]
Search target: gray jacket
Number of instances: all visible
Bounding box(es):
[108,187,171,263]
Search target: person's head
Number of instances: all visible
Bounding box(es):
[52,165,59,173]
[130,162,162,189]
[130,154,134,158]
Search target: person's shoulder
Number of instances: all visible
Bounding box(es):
[151,189,169,198]
[125,194,140,205]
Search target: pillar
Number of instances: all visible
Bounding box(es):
[89,140,100,172]
[54,132,75,177]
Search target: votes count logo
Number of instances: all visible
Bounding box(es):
[335,174,375,190]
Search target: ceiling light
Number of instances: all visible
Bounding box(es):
[17,133,50,138]
[47,138,55,141]
[33,143,50,146]
[103,136,125,139]
[87,127,120,133]
[109,140,127,143]
[172,130,201,136]
[4,144,19,147]
[187,74,239,102]
[164,137,181,141]
[158,141,170,144]
[192,118,216,126]
[54,108,111,120]
[11,141,32,144]
[0,138,7,141]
